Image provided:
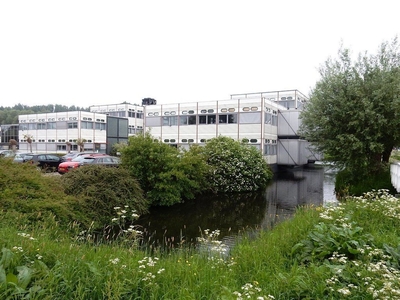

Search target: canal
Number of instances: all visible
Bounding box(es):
[133,164,337,249]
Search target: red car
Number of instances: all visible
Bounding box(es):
[57,153,109,174]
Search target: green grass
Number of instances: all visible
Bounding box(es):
[2,190,400,299]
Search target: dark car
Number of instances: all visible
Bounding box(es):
[23,154,62,171]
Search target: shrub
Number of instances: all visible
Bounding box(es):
[335,164,396,198]
[0,158,87,227]
[120,133,208,206]
[202,136,273,193]
[62,165,148,227]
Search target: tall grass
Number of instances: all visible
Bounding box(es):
[2,189,400,299]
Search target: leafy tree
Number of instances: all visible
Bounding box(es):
[202,136,273,193]
[76,138,87,152]
[9,139,17,153]
[23,134,33,152]
[300,37,400,178]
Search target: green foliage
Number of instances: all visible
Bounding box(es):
[0,158,86,226]
[202,136,273,193]
[292,221,374,263]
[120,133,272,205]
[335,164,396,197]
[62,165,149,227]
[120,132,209,206]
[300,37,400,178]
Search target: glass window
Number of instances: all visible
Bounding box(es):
[207,115,216,124]
[228,114,238,124]
[47,122,56,129]
[265,113,272,124]
[272,115,278,126]
[95,123,106,130]
[136,112,143,119]
[188,116,196,124]
[219,115,227,123]
[37,123,46,130]
[68,122,78,129]
[180,116,188,125]
[28,123,37,130]
[199,116,207,124]
[180,116,196,125]
[162,116,178,126]
[81,121,94,129]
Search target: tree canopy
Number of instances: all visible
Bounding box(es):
[300,37,400,177]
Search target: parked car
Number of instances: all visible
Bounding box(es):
[23,154,62,171]
[80,155,120,167]
[13,152,35,163]
[0,150,17,158]
[57,153,112,174]
[60,151,101,162]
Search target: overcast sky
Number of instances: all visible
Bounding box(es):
[1,0,399,108]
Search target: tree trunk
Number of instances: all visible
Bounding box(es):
[382,146,393,163]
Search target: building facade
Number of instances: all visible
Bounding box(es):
[16,90,320,167]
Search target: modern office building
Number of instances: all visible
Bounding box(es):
[16,89,320,167]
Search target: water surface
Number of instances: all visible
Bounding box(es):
[134,164,336,248]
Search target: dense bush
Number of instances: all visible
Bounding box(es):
[202,136,273,193]
[62,165,149,226]
[120,133,209,206]
[120,133,273,205]
[0,158,91,227]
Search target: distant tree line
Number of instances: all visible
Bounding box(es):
[0,104,90,125]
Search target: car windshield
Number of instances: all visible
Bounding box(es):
[24,155,34,160]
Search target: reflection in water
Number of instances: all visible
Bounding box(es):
[133,165,336,249]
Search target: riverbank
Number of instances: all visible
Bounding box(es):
[2,189,400,299]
